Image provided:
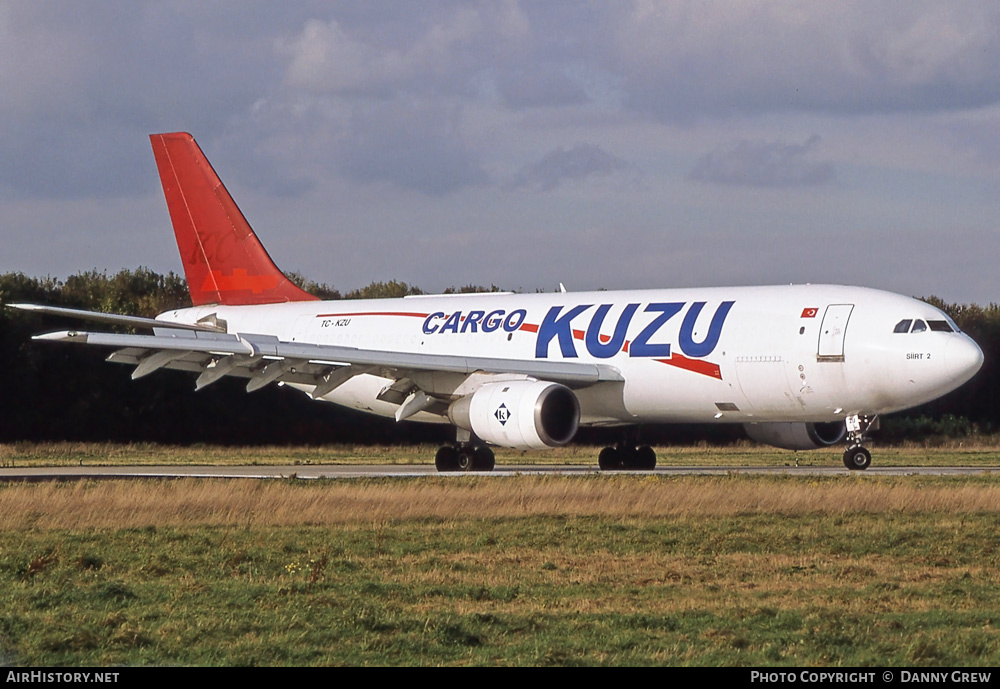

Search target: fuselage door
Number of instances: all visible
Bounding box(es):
[817,304,854,361]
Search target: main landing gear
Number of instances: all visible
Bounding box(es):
[434,444,496,472]
[842,414,877,471]
[598,428,657,470]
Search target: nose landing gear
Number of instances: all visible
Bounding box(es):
[842,414,877,470]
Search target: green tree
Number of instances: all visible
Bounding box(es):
[442,284,504,294]
[286,271,342,300]
[343,280,424,300]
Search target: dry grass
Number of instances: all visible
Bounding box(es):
[3,475,1000,530]
[4,440,1000,468]
[4,474,1000,665]
[0,442,437,466]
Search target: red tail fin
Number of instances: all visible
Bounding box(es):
[150,132,318,306]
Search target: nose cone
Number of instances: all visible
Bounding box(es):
[945,335,984,389]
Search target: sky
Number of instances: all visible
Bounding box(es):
[1,1,999,304]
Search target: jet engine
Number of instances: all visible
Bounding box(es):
[743,421,847,451]
[448,381,580,450]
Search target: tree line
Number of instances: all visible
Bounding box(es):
[1,269,996,445]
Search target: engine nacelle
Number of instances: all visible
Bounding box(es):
[743,421,847,451]
[448,381,580,450]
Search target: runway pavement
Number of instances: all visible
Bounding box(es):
[2,464,999,480]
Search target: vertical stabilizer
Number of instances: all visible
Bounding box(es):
[150,132,318,306]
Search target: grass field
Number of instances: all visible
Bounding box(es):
[2,444,1000,666]
[3,439,1000,468]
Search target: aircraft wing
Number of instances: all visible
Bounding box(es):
[32,328,623,399]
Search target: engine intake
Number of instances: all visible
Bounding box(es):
[743,421,847,451]
[448,381,580,450]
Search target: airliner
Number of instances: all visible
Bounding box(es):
[11,133,984,471]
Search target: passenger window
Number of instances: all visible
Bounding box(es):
[911,320,927,333]
[928,320,953,332]
[894,319,912,334]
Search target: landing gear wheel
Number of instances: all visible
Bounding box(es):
[598,446,621,470]
[435,446,459,472]
[599,426,657,471]
[635,445,657,470]
[598,444,657,470]
[440,445,495,472]
[843,446,872,471]
[472,446,495,472]
[456,448,475,472]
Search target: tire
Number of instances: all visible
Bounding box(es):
[843,446,872,471]
[635,445,657,470]
[472,446,496,472]
[598,446,621,470]
[435,446,459,472]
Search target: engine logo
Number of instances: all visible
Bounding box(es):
[494,403,510,426]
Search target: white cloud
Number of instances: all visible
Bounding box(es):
[614,2,1000,120]
[279,9,483,96]
[0,2,999,303]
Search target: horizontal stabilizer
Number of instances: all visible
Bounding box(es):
[8,304,223,332]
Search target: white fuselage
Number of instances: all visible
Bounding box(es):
[156,284,983,427]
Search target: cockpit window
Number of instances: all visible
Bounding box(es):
[896,318,955,334]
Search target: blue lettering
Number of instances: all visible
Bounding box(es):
[439,312,462,334]
[585,303,638,358]
[535,305,591,358]
[482,310,505,333]
[461,310,485,333]
[422,312,445,334]
[679,301,734,357]
[503,309,527,333]
[629,303,683,358]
